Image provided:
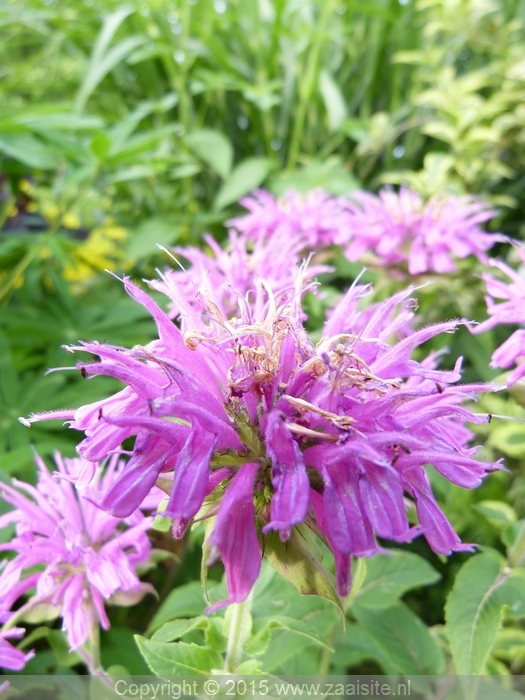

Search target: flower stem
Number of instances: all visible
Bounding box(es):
[88,625,102,675]
[224,593,253,673]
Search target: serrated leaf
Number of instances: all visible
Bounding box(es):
[185,129,233,179]
[319,70,347,131]
[445,551,525,674]
[135,637,222,675]
[350,550,440,609]
[265,529,344,620]
[213,157,271,210]
[352,602,445,675]
[146,582,207,635]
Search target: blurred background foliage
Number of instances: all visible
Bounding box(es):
[2,0,525,676]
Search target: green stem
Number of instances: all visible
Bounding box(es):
[88,624,102,674]
[224,593,253,673]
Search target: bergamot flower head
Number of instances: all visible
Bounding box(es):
[0,452,154,651]
[25,266,498,610]
[337,187,502,275]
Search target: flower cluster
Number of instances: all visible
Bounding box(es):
[473,245,525,385]
[0,452,153,659]
[153,187,500,323]
[338,187,501,275]
[26,267,498,610]
[226,187,501,276]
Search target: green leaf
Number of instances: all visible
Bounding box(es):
[352,602,446,674]
[487,422,525,458]
[474,501,517,529]
[445,550,525,674]
[0,132,59,169]
[146,582,207,635]
[235,659,264,674]
[319,70,347,131]
[265,528,344,620]
[135,637,222,675]
[101,628,151,675]
[185,129,233,179]
[350,550,440,609]
[213,157,271,210]
[151,616,209,643]
[126,217,182,261]
[246,616,333,656]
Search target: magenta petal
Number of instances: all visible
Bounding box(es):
[262,411,309,534]
[101,438,175,517]
[323,462,377,556]
[358,464,410,540]
[310,490,352,596]
[206,463,260,611]
[403,469,473,555]
[165,425,217,536]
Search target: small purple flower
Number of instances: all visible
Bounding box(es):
[0,453,154,650]
[337,187,501,275]
[25,271,497,608]
[473,245,525,385]
[0,628,34,671]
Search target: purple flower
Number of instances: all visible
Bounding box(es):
[337,187,501,275]
[25,271,497,608]
[473,245,525,385]
[228,189,353,249]
[0,453,153,650]
[0,628,34,671]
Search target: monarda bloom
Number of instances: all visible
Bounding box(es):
[25,270,497,609]
[338,187,501,275]
[473,245,525,386]
[0,453,153,651]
